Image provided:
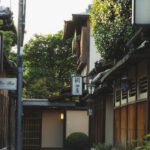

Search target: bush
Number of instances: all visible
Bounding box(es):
[94,143,112,150]
[65,132,89,150]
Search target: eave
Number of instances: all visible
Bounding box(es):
[63,13,89,40]
[100,40,150,83]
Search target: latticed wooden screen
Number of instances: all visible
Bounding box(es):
[23,110,42,150]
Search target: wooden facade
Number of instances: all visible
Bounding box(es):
[87,39,150,149]
[22,99,88,150]
[89,95,106,145]
[0,79,17,150]
[0,9,17,150]
[113,60,148,147]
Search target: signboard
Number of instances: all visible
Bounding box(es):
[72,76,83,96]
[0,78,17,90]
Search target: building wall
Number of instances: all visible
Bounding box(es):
[114,60,148,147]
[89,28,101,72]
[90,96,106,145]
[66,110,89,137]
[0,90,9,149]
[41,110,63,148]
[105,95,113,145]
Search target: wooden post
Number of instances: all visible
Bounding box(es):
[147,59,150,133]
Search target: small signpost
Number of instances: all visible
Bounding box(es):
[0,78,17,90]
[72,75,83,96]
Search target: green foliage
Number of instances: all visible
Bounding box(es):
[94,143,112,150]
[65,132,89,150]
[0,30,17,57]
[125,134,150,150]
[8,50,17,64]
[132,134,150,150]
[90,0,134,61]
[137,134,150,150]
[23,31,76,98]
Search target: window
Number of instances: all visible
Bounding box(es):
[129,80,136,102]
[121,89,128,105]
[138,76,148,99]
[115,90,121,107]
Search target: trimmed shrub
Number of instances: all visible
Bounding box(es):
[94,143,112,150]
[65,132,89,150]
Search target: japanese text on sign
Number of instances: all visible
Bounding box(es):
[72,76,82,95]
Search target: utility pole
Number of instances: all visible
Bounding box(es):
[16,0,26,149]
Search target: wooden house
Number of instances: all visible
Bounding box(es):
[99,36,150,148]
[0,57,17,150]
[0,7,17,150]
[22,97,89,150]
[0,50,17,150]
[63,12,101,79]
[63,6,150,150]
[63,11,107,149]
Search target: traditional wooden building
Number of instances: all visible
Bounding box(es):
[0,7,17,150]
[63,11,101,79]
[86,63,114,147]
[99,38,150,148]
[0,54,17,150]
[63,10,108,149]
[23,97,89,150]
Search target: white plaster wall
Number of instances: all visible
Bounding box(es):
[66,110,89,137]
[105,96,113,145]
[41,110,63,148]
[89,30,101,72]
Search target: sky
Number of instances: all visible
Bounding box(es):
[0,0,93,43]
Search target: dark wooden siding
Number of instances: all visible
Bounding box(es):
[114,108,120,145]
[0,94,8,149]
[137,101,147,144]
[0,92,16,150]
[89,96,105,145]
[121,106,127,146]
[127,104,136,144]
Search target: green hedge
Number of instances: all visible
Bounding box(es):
[65,132,89,150]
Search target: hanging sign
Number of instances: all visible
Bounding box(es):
[72,75,83,96]
[0,78,17,90]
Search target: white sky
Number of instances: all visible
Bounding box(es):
[0,0,93,43]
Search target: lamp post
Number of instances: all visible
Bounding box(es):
[16,0,26,150]
[87,80,95,95]
[132,0,150,25]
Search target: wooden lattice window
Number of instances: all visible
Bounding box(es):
[23,111,42,150]
[122,90,128,100]
[115,90,121,103]
[129,81,136,97]
[139,76,148,94]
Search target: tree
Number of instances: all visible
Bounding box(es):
[23,31,76,98]
[0,30,17,60]
[90,0,135,62]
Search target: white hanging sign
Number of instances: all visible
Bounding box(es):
[0,78,17,90]
[72,76,83,96]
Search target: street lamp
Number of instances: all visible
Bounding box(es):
[132,0,150,25]
[87,82,95,95]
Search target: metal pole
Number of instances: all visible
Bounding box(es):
[16,0,26,149]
